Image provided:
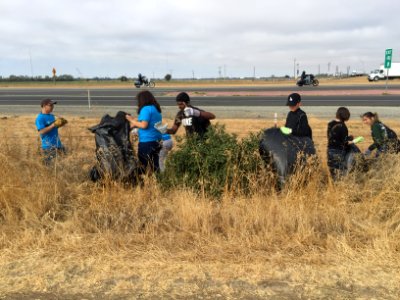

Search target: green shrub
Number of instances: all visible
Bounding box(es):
[160,124,267,198]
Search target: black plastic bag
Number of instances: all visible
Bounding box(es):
[88,111,138,183]
[259,127,316,186]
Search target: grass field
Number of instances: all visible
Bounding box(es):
[1,116,400,298]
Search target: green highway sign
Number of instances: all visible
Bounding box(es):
[385,48,392,69]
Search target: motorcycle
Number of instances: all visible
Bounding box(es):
[296,74,319,87]
[134,78,155,88]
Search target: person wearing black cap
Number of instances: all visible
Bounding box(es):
[35,98,67,164]
[283,93,312,139]
[166,92,216,137]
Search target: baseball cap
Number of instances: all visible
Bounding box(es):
[176,92,190,103]
[286,93,301,106]
[41,98,57,107]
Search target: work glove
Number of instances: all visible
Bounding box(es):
[184,107,201,118]
[352,136,365,144]
[182,118,193,127]
[54,117,68,128]
[154,121,168,134]
[364,149,372,157]
[280,126,292,135]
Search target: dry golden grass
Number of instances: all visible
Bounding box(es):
[1,115,400,298]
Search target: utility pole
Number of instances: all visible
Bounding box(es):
[253,66,256,81]
[318,64,320,75]
[29,49,34,78]
[192,70,195,80]
[293,58,296,79]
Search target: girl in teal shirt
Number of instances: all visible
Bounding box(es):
[126,91,162,173]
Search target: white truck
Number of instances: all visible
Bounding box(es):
[368,63,400,81]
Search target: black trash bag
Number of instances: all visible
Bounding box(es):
[259,127,316,186]
[88,111,138,183]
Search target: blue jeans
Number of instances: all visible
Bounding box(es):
[42,146,66,165]
[138,141,161,174]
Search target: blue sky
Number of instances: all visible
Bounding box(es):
[0,0,399,78]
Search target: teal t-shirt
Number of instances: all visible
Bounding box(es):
[138,105,162,142]
[162,133,171,141]
[35,113,63,149]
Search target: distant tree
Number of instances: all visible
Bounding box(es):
[120,76,128,82]
[57,74,75,81]
[164,74,172,81]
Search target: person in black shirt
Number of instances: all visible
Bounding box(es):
[167,92,216,138]
[284,93,312,139]
[327,107,359,180]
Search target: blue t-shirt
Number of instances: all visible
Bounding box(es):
[138,105,162,143]
[162,133,171,141]
[35,113,62,149]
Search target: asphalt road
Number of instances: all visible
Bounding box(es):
[0,86,399,106]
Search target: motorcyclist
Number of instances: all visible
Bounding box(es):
[138,73,146,85]
[300,71,306,82]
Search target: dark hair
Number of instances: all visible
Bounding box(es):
[176,92,190,103]
[362,112,379,122]
[336,107,350,122]
[136,90,161,114]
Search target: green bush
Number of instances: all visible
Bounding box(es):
[160,124,267,198]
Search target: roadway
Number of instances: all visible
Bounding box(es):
[0,86,399,106]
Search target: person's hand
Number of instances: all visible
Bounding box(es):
[364,149,372,157]
[280,126,292,135]
[184,107,201,117]
[54,117,68,128]
[154,121,168,134]
[125,114,135,122]
[353,136,365,144]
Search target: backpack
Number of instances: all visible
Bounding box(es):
[380,123,400,153]
[385,125,398,140]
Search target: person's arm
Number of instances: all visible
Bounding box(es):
[289,113,310,137]
[166,124,179,134]
[125,114,148,129]
[297,114,310,136]
[166,113,182,134]
[199,111,215,120]
[184,107,215,120]
[36,116,56,135]
[38,123,56,135]
[369,123,386,150]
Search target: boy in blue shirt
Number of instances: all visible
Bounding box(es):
[35,99,67,164]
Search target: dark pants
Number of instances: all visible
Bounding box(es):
[42,146,66,165]
[138,141,161,174]
[327,148,347,180]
